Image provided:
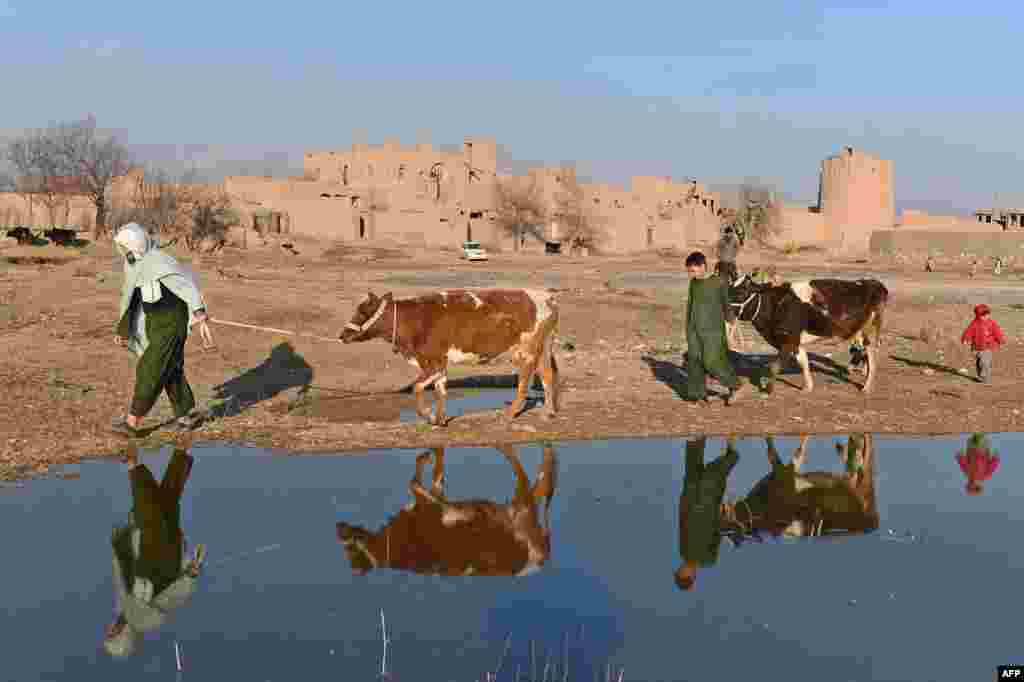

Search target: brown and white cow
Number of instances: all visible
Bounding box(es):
[339,288,559,425]
[336,444,557,577]
[727,273,888,393]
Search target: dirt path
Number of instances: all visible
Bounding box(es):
[2,237,1022,481]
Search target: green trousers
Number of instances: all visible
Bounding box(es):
[686,328,738,400]
[130,286,195,419]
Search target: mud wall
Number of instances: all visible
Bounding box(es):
[870,230,1024,258]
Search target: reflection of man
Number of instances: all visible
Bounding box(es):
[675,436,738,591]
[103,447,205,658]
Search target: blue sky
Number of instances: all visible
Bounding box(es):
[1,1,1021,213]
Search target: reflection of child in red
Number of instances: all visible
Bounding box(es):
[957,433,1000,496]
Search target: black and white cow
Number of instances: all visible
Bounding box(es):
[727,273,888,393]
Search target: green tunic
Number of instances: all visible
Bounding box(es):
[114,223,205,419]
[679,438,739,567]
[685,275,737,399]
[119,282,195,418]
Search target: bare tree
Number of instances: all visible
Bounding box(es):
[494,175,545,251]
[552,173,605,255]
[0,206,16,229]
[107,165,193,240]
[107,167,238,252]
[189,186,240,252]
[54,115,132,238]
[725,182,779,245]
[4,130,78,229]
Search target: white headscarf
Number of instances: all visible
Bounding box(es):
[114,222,206,355]
[113,223,152,262]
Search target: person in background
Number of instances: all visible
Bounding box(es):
[103,446,206,658]
[112,223,211,437]
[961,303,1006,384]
[957,433,1000,497]
[714,226,741,286]
[675,436,739,591]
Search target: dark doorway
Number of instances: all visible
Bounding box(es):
[466,224,472,241]
[359,216,366,239]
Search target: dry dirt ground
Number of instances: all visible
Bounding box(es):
[3,235,1024,481]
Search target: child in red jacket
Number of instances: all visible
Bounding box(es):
[961,304,1005,384]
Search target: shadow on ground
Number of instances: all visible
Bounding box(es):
[642,350,856,399]
[890,354,976,381]
[210,342,314,417]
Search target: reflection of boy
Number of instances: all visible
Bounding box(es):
[675,436,739,591]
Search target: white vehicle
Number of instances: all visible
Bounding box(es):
[460,240,488,261]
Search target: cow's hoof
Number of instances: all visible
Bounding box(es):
[801,386,814,394]
[541,411,557,421]
[503,408,519,420]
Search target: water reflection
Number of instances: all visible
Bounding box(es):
[675,436,738,591]
[337,444,558,577]
[721,434,879,544]
[957,433,1000,496]
[677,434,882,591]
[103,446,205,658]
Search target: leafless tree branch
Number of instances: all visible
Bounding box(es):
[494,176,545,251]
[551,171,606,255]
[52,115,132,237]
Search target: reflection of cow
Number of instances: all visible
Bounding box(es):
[722,434,878,541]
[336,444,557,577]
[728,274,888,393]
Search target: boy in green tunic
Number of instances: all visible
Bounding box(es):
[112,223,210,437]
[103,446,206,658]
[674,436,739,591]
[684,251,750,405]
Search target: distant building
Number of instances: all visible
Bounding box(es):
[973,208,1024,229]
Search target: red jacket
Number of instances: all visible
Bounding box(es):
[957,449,1000,482]
[961,316,1005,351]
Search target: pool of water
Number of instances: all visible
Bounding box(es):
[2,433,1018,681]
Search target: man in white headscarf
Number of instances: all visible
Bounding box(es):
[103,446,205,658]
[113,223,210,436]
